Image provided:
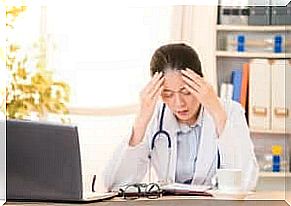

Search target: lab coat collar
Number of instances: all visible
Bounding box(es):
[191,109,218,185]
[160,103,217,185]
[161,104,179,183]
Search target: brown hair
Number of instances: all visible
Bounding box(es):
[150,43,203,77]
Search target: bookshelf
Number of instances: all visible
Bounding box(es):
[259,172,291,178]
[215,22,291,175]
[216,51,291,58]
[217,25,291,32]
[216,25,290,133]
[250,129,291,135]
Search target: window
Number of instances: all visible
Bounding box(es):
[44,5,174,110]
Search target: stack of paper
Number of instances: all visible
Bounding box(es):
[160,183,213,197]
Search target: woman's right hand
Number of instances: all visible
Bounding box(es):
[129,72,164,146]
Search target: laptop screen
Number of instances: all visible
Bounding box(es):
[7,120,83,201]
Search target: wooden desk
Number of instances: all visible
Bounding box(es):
[4,199,288,206]
[4,191,289,206]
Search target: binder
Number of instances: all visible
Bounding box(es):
[240,63,249,110]
[287,60,291,134]
[231,69,242,103]
[219,6,249,25]
[271,5,291,25]
[248,6,271,25]
[271,60,291,132]
[249,59,271,130]
[219,6,232,24]
[220,83,234,100]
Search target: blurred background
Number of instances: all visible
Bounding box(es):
[1,0,291,200]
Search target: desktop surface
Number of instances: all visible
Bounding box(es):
[4,199,288,206]
[4,191,289,206]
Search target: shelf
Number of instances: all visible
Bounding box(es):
[216,51,291,58]
[259,172,291,178]
[217,25,291,32]
[250,129,291,135]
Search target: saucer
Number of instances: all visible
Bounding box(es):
[209,190,252,199]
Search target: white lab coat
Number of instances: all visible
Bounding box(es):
[103,99,259,192]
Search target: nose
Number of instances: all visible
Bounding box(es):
[173,93,185,108]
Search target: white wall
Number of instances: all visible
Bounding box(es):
[69,114,135,194]
[179,6,218,92]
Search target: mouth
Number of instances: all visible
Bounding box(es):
[176,109,189,116]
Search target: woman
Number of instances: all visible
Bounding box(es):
[104,43,259,192]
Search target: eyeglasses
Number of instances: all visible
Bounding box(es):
[118,183,162,200]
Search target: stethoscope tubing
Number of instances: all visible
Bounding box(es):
[148,103,221,183]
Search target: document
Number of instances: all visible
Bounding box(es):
[161,183,213,196]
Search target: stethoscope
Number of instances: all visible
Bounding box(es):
[148,103,172,184]
[147,103,221,184]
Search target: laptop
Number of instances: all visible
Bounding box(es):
[6,119,118,202]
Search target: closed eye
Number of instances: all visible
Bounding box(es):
[161,91,173,98]
[180,88,191,95]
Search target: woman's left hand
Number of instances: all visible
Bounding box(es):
[181,68,227,136]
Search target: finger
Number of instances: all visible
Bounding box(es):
[186,68,203,80]
[182,68,202,81]
[148,77,164,98]
[181,72,202,88]
[182,75,201,92]
[144,72,163,94]
[181,68,203,86]
[149,72,163,91]
[153,85,164,101]
[144,72,159,90]
[184,84,199,98]
[149,76,164,99]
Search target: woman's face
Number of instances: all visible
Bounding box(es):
[161,70,201,125]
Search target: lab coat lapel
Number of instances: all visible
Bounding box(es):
[192,109,217,185]
[159,105,179,183]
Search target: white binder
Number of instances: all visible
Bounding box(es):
[249,59,271,130]
[220,83,234,100]
[271,60,291,132]
[287,61,291,134]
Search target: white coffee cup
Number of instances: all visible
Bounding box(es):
[216,168,242,192]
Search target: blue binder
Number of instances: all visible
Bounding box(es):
[231,69,242,103]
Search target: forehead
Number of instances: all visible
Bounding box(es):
[163,71,184,90]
